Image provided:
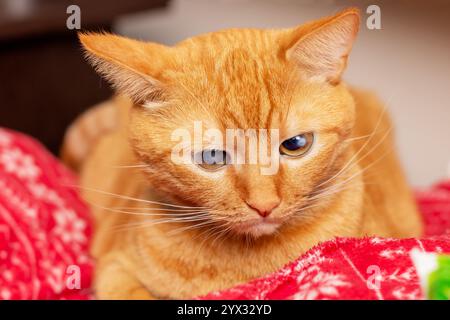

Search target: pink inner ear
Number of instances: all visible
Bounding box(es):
[286,13,360,84]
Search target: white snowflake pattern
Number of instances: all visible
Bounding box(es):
[0,179,38,221]
[52,209,87,244]
[40,261,66,294]
[27,182,64,207]
[380,248,406,259]
[392,287,421,300]
[385,267,416,282]
[0,148,40,179]
[292,265,350,300]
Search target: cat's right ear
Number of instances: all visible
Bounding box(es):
[285,8,360,85]
[78,32,171,105]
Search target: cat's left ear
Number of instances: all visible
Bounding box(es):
[286,8,360,84]
[79,32,171,105]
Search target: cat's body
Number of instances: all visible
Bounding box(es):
[68,9,423,299]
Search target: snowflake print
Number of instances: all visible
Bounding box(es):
[380,248,406,259]
[0,130,93,299]
[0,148,40,180]
[292,265,350,300]
[392,287,421,300]
[385,267,416,282]
[41,261,66,294]
[27,182,64,207]
[0,179,38,221]
[52,209,87,244]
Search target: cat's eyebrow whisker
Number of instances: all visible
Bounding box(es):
[351,125,392,167]
[308,185,361,203]
[343,134,373,142]
[331,127,393,190]
[315,103,389,189]
[64,184,208,209]
[304,146,393,208]
[316,121,393,193]
[306,181,380,205]
[294,201,335,217]
[292,146,393,219]
[301,181,377,210]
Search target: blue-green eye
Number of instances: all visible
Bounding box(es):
[194,149,230,170]
[280,133,314,157]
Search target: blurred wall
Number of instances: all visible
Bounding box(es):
[115,0,450,186]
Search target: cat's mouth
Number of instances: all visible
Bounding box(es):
[233,218,282,238]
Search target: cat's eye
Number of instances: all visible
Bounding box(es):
[279,133,314,157]
[193,149,230,171]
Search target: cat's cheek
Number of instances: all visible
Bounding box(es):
[185,163,228,180]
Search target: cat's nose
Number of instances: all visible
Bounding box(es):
[246,197,280,218]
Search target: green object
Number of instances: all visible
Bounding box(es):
[428,255,450,300]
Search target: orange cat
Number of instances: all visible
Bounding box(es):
[67,8,423,299]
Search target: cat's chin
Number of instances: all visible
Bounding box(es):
[233,218,281,238]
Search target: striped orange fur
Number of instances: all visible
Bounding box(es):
[68,8,422,299]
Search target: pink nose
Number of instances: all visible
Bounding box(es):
[246,198,280,218]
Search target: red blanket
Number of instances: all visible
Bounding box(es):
[0,128,448,300]
[0,129,92,299]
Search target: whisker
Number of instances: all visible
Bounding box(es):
[210,226,232,248]
[64,184,207,209]
[113,206,212,213]
[316,102,389,189]
[292,143,394,220]
[299,148,393,219]
[344,134,372,142]
[313,146,392,199]
[166,219,222,236]
[110,164,150,169]
[114,216,220,232]
[317,121,393,194]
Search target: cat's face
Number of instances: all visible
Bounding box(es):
[80,8,360,238]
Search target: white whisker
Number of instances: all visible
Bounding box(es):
[89,202,210,217]
[316,101,389,189]
[63,184,207,209]
[110,164,150,169]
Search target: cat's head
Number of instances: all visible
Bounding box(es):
[80,8,360,238]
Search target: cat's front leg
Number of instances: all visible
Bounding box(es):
[95,256,155,300]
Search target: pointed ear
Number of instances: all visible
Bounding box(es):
[285,8,360,84]
[79,33,171,104]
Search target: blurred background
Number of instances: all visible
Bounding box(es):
[0,0,449,186]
